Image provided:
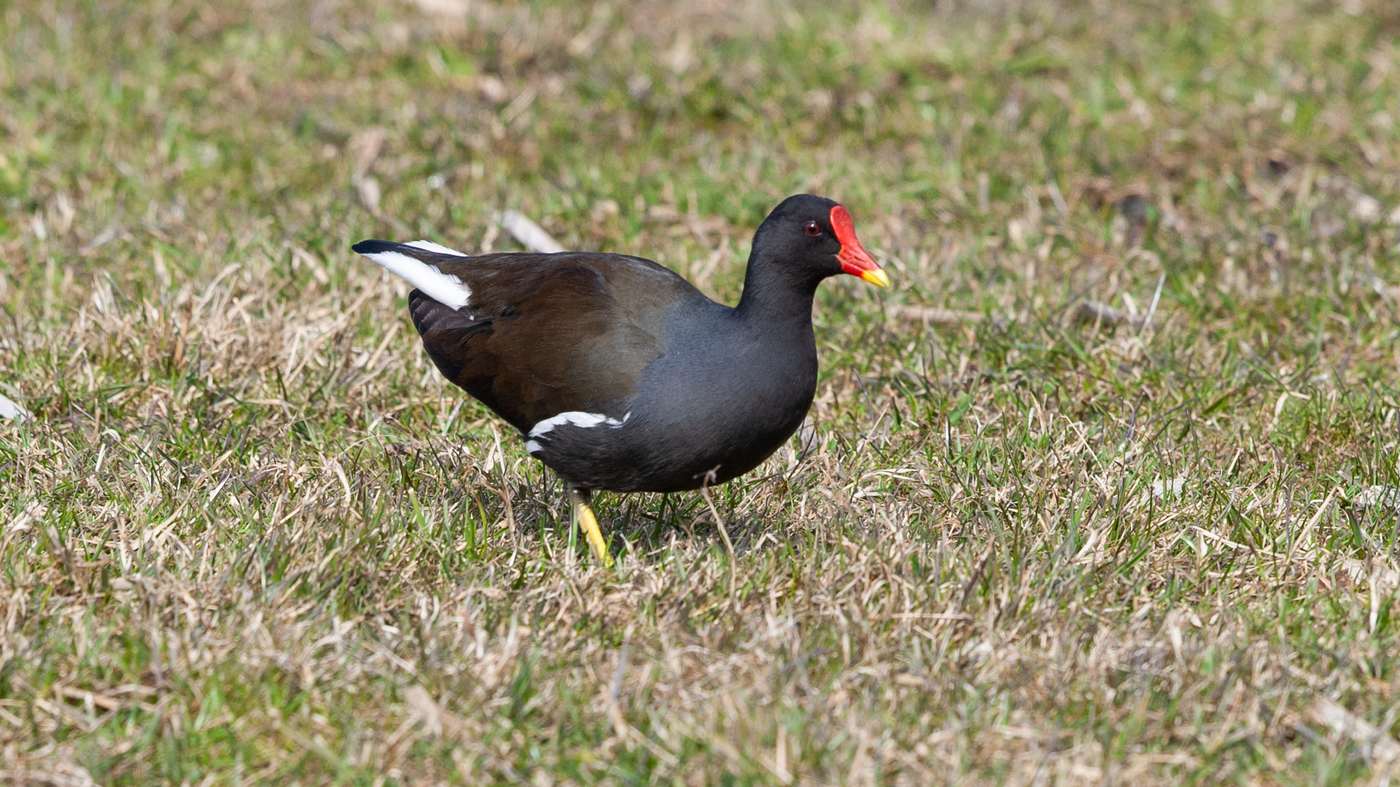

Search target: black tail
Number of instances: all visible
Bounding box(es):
[351,239,399,255]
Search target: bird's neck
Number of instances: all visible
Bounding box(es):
[734,258,820,329]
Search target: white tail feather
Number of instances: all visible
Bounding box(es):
[360,249,471,310]
[405,239,468,256]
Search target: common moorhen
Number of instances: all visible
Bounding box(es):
[354,194,887,565]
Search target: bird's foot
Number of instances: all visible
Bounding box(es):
[572,494,613,568]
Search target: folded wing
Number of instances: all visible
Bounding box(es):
[355,240,692,433]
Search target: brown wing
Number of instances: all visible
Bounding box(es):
[404,251,696,433]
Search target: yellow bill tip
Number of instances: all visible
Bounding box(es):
[860,268,891,288]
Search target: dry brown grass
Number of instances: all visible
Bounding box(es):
[2,0,1400,783]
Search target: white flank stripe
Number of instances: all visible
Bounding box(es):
[528,410,630,438]
[361,250,471,310]
[405,239,468,256]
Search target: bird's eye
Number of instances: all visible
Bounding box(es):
[803,221,822,237]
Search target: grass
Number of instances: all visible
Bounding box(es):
[2,0,1399,782]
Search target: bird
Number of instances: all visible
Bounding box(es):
[353,194,888,566]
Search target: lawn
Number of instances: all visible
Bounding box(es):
[2,0,1399,782]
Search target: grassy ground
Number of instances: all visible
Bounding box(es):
[3,0,1400,782]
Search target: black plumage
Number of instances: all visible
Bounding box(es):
[354,194,887,560]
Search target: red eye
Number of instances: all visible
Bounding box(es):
[803,221,822,237]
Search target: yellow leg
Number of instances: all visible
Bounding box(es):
[573,494,613,568]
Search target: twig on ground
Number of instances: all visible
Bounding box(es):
[894,305,993,325]
[1073,299,1144,328]
[496,210,565,253]
[1139,273,1166,334]
[897,299,1155,330]
[0,392,29,421]
[1310,698,1400,764]
[1352,486,1400,513]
